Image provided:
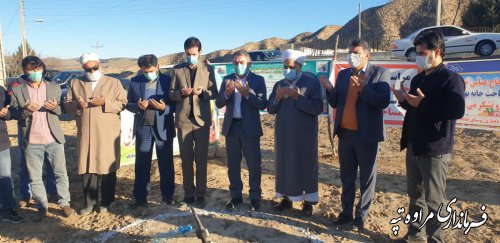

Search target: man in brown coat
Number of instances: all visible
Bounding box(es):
[169,37,218,208]
[64,53,127,215]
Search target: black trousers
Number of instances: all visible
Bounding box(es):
[225,121,262,200]
[81,172,116,207]
[338,129,379,221]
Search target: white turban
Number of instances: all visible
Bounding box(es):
[281,49,306,64]
[80,53,100,65]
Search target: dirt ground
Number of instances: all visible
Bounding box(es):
[0,115,498,243]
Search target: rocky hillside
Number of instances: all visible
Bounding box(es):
[40,0,482,72]
[43,57,137,74]
[321,0,476,50]
[157,0,478,65]
[157,25,342,66]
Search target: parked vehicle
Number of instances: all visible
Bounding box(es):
[391,25,500,61]
[248,50,282,61]
[52,70,85,89]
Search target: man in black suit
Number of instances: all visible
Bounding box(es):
[216,50,267,211]
[126,54,176,208]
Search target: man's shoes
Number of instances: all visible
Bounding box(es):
[62,206,76,217]
[79,205,95,215]
[250,199,260,212]
[179,197,195,207]
[33,208,48,222]
[225,197,243,210]
[332,213,354,227]
[195,197,206,208]
[274,198,293,212]
[18,198,30,208]
[301,201,314,217]
[184,197,195,204]
[2,209,23,224]
[353,217,365,231]
[130,200,148,209]
[163,198,177,205]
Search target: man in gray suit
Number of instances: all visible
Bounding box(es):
[10,56,75,221]
[320,40,391,230]
[215,50,267,211]
[169,37,218,208]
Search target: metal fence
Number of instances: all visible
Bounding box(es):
[279,34,400,56]
[467,25,500,33]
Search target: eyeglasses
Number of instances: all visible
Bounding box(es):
[83,65,99,73]
[283,65,295,69]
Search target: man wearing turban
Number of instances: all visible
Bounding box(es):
[267,49,323,216]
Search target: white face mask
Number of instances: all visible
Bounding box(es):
[86,70,101,82]
[348,53,362,69]
[415,53,433,71]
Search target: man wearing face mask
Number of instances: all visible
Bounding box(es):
[10,56,76,221]
[215,50,267,211]
[126,54,176,208]
[8,61,58,209]
[393,32,465,243]
[65,53,127,215]
[267,49,323,216]
[320,39,391,230]
[169,37,218,208]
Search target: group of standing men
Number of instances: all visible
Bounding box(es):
[0,51,126,223]
[0,32,464,243]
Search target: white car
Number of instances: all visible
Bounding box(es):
[391,25,500,61]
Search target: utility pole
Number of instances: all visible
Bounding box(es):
[91,42,104,54]
[0,23,7,87]
[436,0,442,26]
[358,0,361,39]
[20,0,27,58]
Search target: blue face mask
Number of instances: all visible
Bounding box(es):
[283,68,297,80]
[144,71,158,81]
[186,55,198,65]
[28,71,43,82]
[234,64,247,76]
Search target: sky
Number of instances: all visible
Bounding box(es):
[1,0,391,59]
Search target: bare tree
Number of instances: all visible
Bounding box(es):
[6,42,37,77]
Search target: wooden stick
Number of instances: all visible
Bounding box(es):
[326,35,339,157]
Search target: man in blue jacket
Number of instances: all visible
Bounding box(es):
[321,39,391,230]
[393,31,465,243]
[215,50,267,211]
[126,54,176,208]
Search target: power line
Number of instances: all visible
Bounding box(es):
[91,41,103,54]
[25,0,217,11]
[1,5,19,35]
[17,0,284,33]
[24,0,83,36]
[12,0,297,35]
[23,0,272,16]
[18,0,138,33]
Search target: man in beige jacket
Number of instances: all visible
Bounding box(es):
[169,37,218,208]
[65,53,127,215]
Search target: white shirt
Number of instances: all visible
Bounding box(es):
[232,75,247,118]
[91,79,99,91]
[351,64,367,75]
